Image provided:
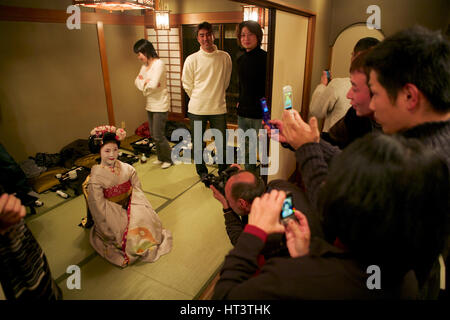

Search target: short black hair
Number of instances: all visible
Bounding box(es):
[319,133,449,287]
[133,39,159,59]
[349,49,372,80]
[196,21,213,36]
[365,25,450,113]
[353,37,380,54]
[236,20,263,48]
[230,171,265,203]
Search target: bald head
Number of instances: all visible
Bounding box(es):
[224,171,265,215]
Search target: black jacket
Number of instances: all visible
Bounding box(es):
[236,47,267,119]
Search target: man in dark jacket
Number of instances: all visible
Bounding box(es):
[281,26,449,299]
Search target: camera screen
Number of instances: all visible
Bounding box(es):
[261,98,269,113]
[281,195,294,219]
[284,92,292,110]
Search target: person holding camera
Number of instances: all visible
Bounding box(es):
[210,165,318,261]
[213,134,449,300]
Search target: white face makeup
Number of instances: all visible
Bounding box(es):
[100,142,119,168]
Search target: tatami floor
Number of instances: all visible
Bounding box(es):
[1,150,233,300]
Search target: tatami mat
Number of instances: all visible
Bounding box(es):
[19,153,232,300]
[26,196,93,279]
[132,182,233,298]
[59,256,191,300]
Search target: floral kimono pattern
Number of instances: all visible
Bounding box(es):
[87,161,172,267]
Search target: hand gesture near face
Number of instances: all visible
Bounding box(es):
[282,109,320,150]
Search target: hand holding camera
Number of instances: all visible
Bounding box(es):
[248,190,286,235]
[210,185,229,210]
[285,210,310,258]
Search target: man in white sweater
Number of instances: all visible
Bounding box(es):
[182,21,232,180]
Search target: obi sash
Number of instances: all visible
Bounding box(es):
[103,180,132,209]
[103,180,132,266]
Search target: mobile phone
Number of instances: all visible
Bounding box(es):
[260,97,273,129]
[325,69,331,83]
[280,193,297,224]
[282,85,293,110]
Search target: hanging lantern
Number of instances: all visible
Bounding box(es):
[73,0,154,11]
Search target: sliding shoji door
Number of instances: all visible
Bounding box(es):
[146,27,184,115]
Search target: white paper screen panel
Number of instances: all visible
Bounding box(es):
[147,27,183,115]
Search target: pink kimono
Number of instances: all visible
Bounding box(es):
[87,161,172,267]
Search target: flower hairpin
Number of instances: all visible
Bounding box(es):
[90,125,127,141]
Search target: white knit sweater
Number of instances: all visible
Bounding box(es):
[309,78,352,132]
[135,58,170,112]
[182,45,232,115]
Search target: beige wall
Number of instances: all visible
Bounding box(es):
[330,0,450,43]
[330,24,384,78]
[269,10,308,181]
[269,0,334,99]
[170,0,241,14]
[0,2,150,162]
[0,21,108,162]
[104,24,148,134]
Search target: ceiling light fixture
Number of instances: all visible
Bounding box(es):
[73,0,154,12]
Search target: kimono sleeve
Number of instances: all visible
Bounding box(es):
[87,180,126,242]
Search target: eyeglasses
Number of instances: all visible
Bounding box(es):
[239,33,255,38]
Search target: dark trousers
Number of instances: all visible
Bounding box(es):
[188,112,228,177]
[147,111,172,163]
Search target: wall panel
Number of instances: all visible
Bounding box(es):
[269,10,308,181]
[0,21,107,161]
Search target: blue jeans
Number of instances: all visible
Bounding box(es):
[237,116,262,173]
[188,113,228,177]
[147,111,172,163]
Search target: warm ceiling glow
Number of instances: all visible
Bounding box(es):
[73,0,154,11]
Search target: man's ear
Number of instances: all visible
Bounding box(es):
[239,198,250,211]
[402,83,420,111]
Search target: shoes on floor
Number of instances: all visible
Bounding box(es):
[34,200,44,207]
[153,159,163,165]
[161,162,172,169]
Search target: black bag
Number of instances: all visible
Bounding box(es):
[34,152,62,168]
[60,139,91,169]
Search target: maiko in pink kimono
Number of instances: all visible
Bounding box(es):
[86,126,172,267]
